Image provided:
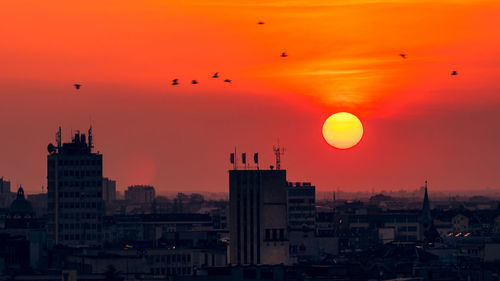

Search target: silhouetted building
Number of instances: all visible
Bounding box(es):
[47,127,104,248]
[420,181,439,243]
[125,185,155,204]
[27,193,48,217]
[102,178,116,203]
[0,177,11,194]
[5,187,37,229]
[229,169,289,265]
[0,178,15,209]
[287,182,315,230]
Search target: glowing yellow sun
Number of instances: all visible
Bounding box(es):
[322,112,363,149]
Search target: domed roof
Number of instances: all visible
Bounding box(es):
[9,186,34,214]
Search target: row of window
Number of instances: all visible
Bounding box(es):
[58,191,101,198]
[289,213,315,219]
[62,233,101,241]
[59,223,101,230]
[59,202,101,209]
[288,206,315,211]
[62,170,102,177]
[60,212,101,219]
[289,221,314,226]
[151,267,192,276]
[58,159,102,166]
[288,189,314,196]
[151,254,191,264]
[264,228,285,241]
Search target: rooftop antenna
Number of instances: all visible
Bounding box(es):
[273,141,285,170]
[88,125,93,152]
[230,147,237,170]
[56,126,62,149]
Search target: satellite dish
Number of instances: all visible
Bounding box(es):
[47,143,56,154]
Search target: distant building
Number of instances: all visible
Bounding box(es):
[229,169,289,266]
[0,178,15,209]
[102,178,116,203]
[27,193,48,217]
[287,182,315,230]
[125,185,155,204]
[46,127,104,248]
[6,187,37,229]
[420,181,439,242]
[1,187,46,271]
[0,177,11,193]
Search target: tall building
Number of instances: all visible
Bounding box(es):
[0,177,15,209]
[287,182,316,230]
[125,185,155,204]
[46,127,104,248]
[0,177,11,194]
[102,178,116,203]
[229,169,289,265]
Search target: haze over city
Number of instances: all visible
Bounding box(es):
[2,0,500,194]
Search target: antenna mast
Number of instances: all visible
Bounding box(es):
[273,142,285,170]
[88,125,93,152]
[56,126,62,150]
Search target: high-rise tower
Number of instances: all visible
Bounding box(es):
[47,127,104,248]
[229,168,289,265]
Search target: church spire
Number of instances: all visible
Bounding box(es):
[423,180,430,213]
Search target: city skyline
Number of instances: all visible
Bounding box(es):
[2,0,500,193]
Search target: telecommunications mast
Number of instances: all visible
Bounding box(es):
[273,142,285,170]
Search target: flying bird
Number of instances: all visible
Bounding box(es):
[281,52,288,57]
[451,70,458,76]
[400,53,406,59]
[192,80,198,85]
[258,22,264,25]
[224,79,232,83]
[172,79,179,85]
[73,84,81,90]
[212,72,219,78]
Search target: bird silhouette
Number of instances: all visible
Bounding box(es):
[258,22,264,25]
[172,79,179,85]
[281,52,288,57]
[74,84,81,90]
[192,80,198,84]
[224,79,232,83]
[400,53,406,59]
[212,72,219,78]
[451,71,458,76]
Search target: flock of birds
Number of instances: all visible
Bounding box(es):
[71,22,458,91]
[400,53,458,75]
[171,72,232,86]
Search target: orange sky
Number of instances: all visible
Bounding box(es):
[1,0,500,194]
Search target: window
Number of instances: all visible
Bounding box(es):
[272,229,277,241]
[265,229,270,241]
[243,269,257,279]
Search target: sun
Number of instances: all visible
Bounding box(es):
[322,112,363,149]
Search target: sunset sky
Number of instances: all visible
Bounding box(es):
[1,0,500,194]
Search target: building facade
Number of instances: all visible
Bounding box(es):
[125,185,155,204]
[229,169,289,266]
[0,178,11,194]
[102,178,116,203]
[287,182,315,230]
[47,128,104,248]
